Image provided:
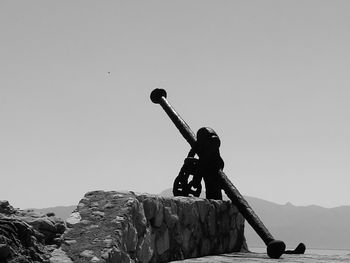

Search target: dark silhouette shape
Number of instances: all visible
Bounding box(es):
[150,88,306,259]
[285,243,306,254]
[173,127,223,199]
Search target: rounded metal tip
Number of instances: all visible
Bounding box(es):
[267,240,286,259]
[150,88,167,104]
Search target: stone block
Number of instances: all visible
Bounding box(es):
[125,223,138,252]
[153,201,164,227]
[164,207,179,228]
[80,249,95,258]
[137,229,154,263]
[134,201,147,237]
[207,206,216,236]
[142,198,157,221]
[182,228,192,253]
[107,248,134,263]
[66,212,81,227]
[229,229,238,251]
[50,248,74,263]
[156,228,169,255]
[200,238,211,256]
[197,199,209,223]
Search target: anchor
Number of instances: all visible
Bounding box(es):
[150,88,305,259]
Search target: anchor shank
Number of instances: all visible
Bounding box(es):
[218,169,275,245]
[151,89,196,148]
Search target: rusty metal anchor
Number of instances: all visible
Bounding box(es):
[150,88,305,259]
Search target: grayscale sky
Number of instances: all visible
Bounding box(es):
[1,1,349,209]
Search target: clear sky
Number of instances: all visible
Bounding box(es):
[1,1,349,209]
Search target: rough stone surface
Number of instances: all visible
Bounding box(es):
[62,190,247,263]
[0,200,66,263]
[66,212,82,227]
[50,248,73,263]
[0,201,16,215]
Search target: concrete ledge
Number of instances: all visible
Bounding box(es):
[169,252,349,263]
[63,191,247,263]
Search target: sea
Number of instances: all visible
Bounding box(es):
[250,247,350,256]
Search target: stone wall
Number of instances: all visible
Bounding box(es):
[63,191,247,263]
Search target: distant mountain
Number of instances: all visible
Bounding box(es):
[27,205,76,220]
[243,196,350,250]
[160,188,350,250]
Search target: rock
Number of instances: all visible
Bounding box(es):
[80,219,91,225]
[103,202,114,209]
[153,201,164,227]
[64,239,77,245]
[125,223,138,252]
[80,249,95,258]
[228,203,238,216]
[200,239,211,256]
[91,202,100,207]
[156,228,169,255]
[0,243,10,259]
[92,211,105,217]
[137,229,154,263]
[23,217,56,232]
[86,224,99,230]
[50,248,73,263]
[107,248,134,263]
[66,212,81,227]
[0,200,16,215]
[229,229,238,251]
[197,199,209,223]
[142,198,157,221]
[0,216,49,262]
[164,207,179,228]
[176,198,199,227]
[207,205,216,236]
[133,201,147,236]
[236,213,245,228]
[103,238,113,248]
[101,248,113,260]
[91,256,101,262]
[20,215,66,244]
[220,214,230,233]
[182,228,192,253]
